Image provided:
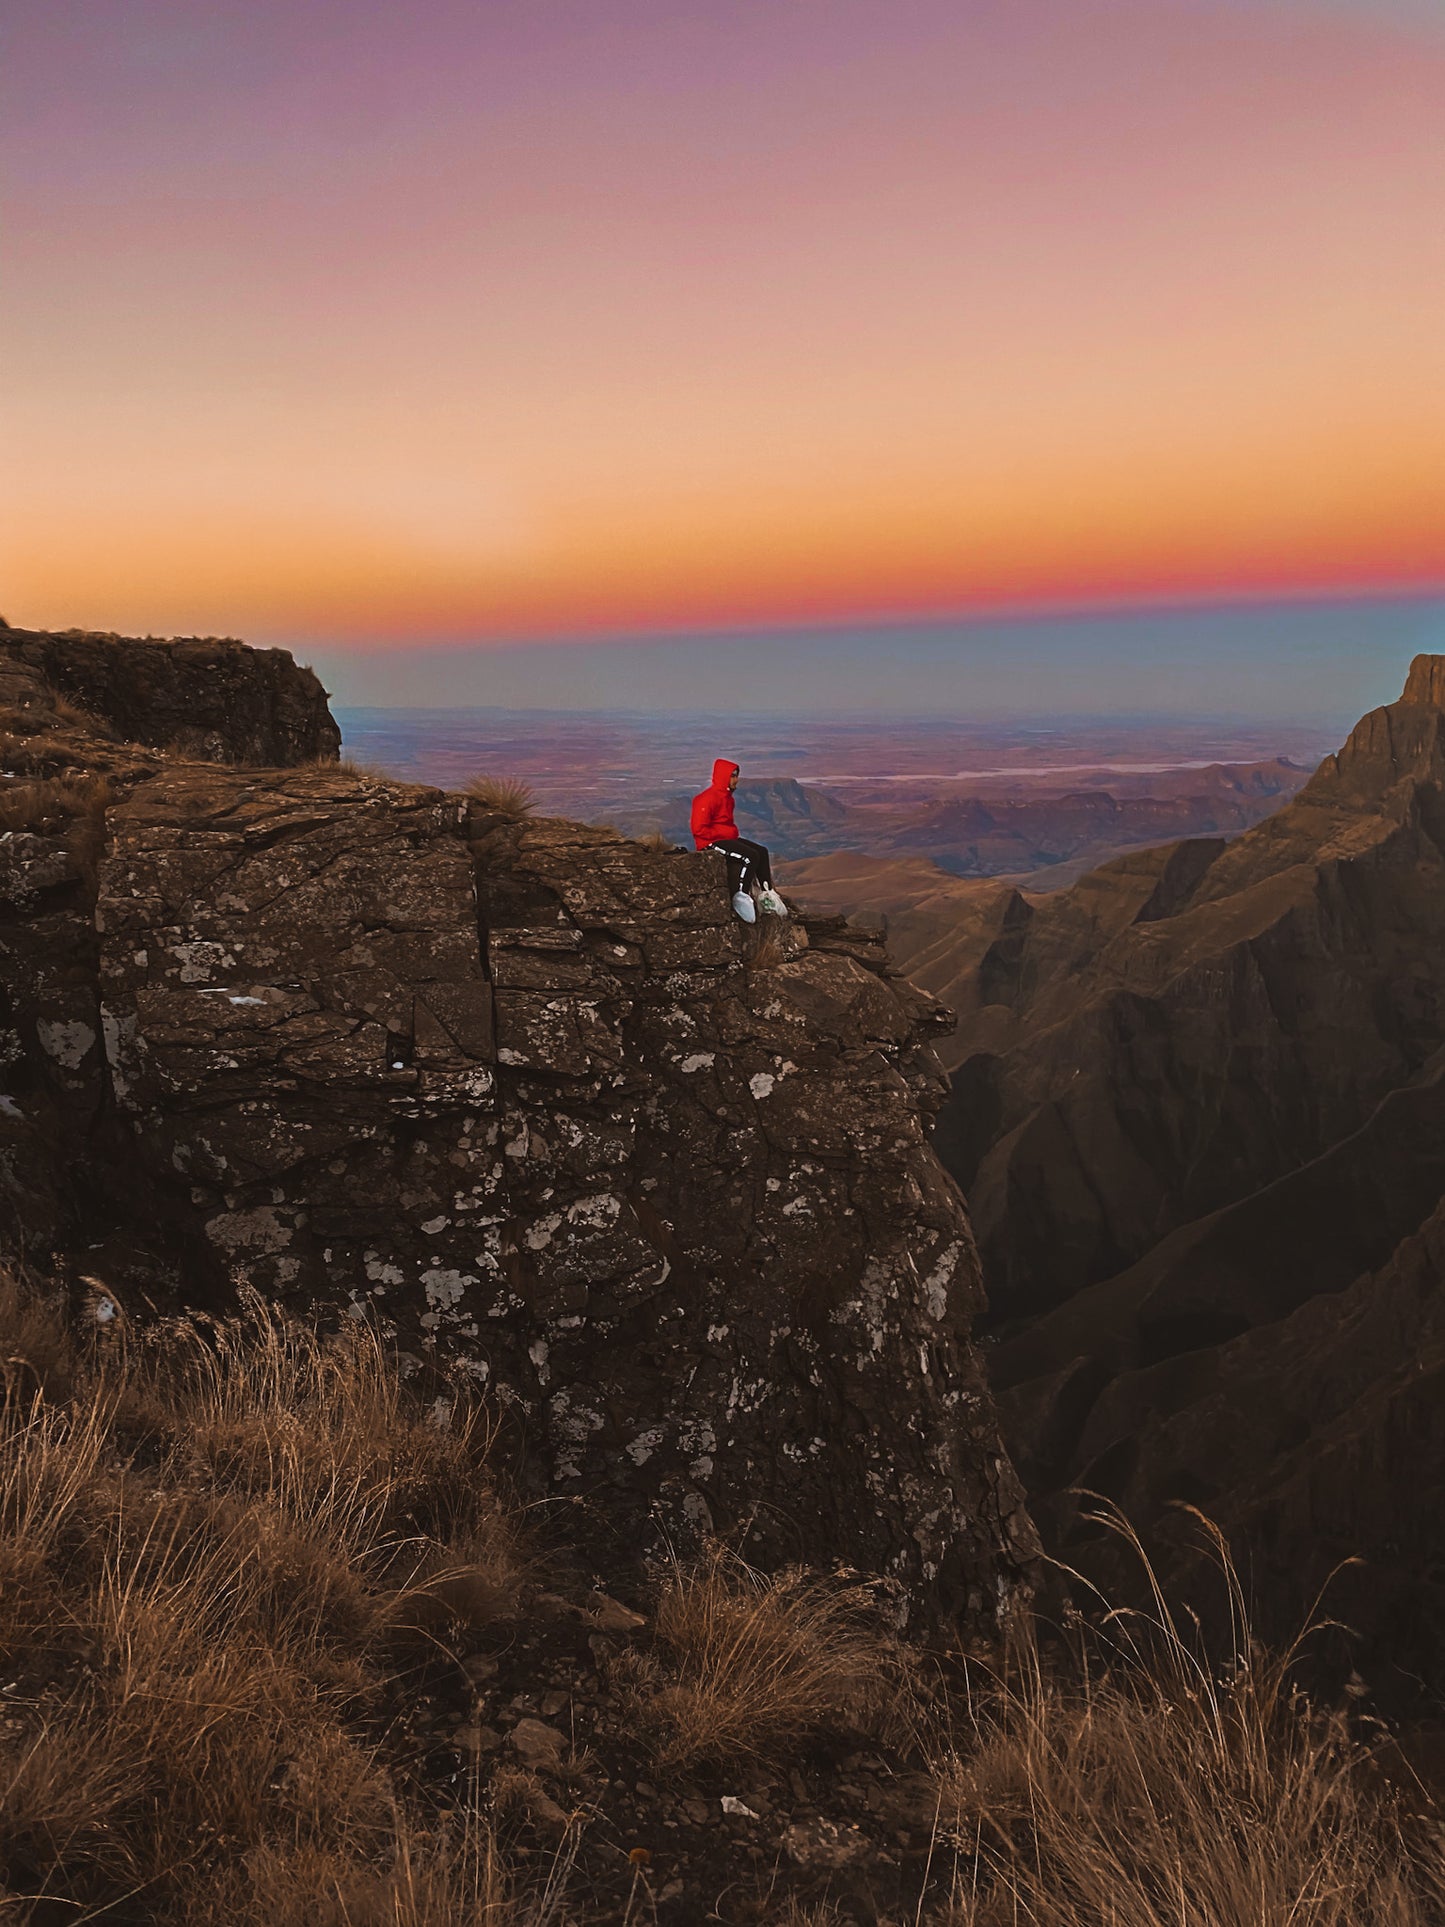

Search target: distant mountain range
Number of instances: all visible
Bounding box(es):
[635,757,1312,885]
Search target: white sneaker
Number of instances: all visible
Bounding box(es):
[731,890,757,923]
[757,887,788,918]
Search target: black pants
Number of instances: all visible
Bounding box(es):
[712,837,772,894]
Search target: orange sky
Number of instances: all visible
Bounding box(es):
[3,0,1443,647]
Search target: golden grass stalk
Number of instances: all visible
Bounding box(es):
[636,1545,897,1769]
[931,1501,1445,1926]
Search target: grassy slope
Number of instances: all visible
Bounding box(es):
[0,1277,1440,1925]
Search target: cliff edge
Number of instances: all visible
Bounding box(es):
[0,629,1035,1626]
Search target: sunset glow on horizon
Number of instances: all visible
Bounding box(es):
[4,0,1443,650]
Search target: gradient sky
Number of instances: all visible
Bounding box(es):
[4,0,1444,662]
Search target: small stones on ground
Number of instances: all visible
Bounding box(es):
[782,1816,870,1868]
[541,1688,569,1716]
[510,1717,567,1769]
[720,1796,760,1819]
[682,1798,711,1826]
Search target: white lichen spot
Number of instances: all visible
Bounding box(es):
[681,1490,712,1529]
[679,1052,714,1073]
[922,1241,961,1321]
[749,1072,775,1099]
[36,1019,96,1070]
[169,939,237,984]
[421,1268,473,1312]
[420,1214,449,1236]
[205,1206,293,1256]
[626,1428,665,1466]
[525,1214,562,1251]
[567,1192,620,1229]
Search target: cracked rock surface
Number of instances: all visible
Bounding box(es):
[0,630,1035,1630]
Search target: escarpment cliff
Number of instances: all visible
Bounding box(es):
[0,623,340,767]
[0,631,1035,1626]
[928,656,1445,1692]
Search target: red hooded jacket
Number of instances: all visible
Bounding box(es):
[690,759,739,850]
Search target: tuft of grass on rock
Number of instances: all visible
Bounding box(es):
[630,1545,900,1771]
[465,775,536,819]
[0,771,112,839]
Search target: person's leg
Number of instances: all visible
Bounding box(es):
[735,838,772,889]
[737,838,787,914]
[712,839,753,894]
[710,840,759,916]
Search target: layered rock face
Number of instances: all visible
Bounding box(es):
[0,623,339,766]
[927,657,1445,1690]
[0,633,1035,1625]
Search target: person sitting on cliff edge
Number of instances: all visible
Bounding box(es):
[690,758,788,924]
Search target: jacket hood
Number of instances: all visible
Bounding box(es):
[711,759,739,788]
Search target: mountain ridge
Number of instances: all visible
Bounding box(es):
[923,653,1445,1695]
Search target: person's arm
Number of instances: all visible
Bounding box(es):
[691,790,719,848]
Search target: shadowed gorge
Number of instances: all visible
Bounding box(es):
[917,656,1445,1697]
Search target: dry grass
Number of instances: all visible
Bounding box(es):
[466,775,536,819]
[929,1508,1445,1926]
[631,1546,900,1770]
[0,1279,540,1923]
[2,1268,1440,1924]
[190,1803,574,1927]
[744,924,788,973]
[0,771,111,837]
[48,691,114,737]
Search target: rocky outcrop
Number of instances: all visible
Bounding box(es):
[922,656,1445,1694]
[0,624,339,767]
[0,634,1035,1628]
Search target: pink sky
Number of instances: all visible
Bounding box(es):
[3,0,1443,647]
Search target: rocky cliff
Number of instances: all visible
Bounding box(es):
[0,629,1035,1626]
[928,656,1445,1692]
[0,622,340,766]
